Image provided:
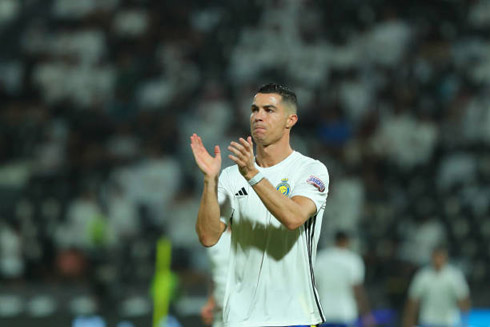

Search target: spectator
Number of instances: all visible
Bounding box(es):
[315,231,374,327]
[201,228,231,327]
[402,246,471,327]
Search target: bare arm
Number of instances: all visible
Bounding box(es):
[228,137,316,230]
[354,284,376,327]
[402,298,419,327]
[196,175,226,246]
[458,296,471,312]
[200,293,216,326]
[353,284,371,316]
[190,134,226,247]
[249,177,316,230]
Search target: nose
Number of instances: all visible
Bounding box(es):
[253,109,265,121]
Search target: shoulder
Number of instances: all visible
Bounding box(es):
[337,249,363,267]
[445,265,466,278]
[293,152,329,183]
[414,266,432,280]
[349,251,364,265]
[294,152,328,171]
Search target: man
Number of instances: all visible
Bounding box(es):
[402,246,471,327]
[190,83,329,326]
[315,231,374,327]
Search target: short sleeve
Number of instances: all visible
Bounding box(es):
[408,271,426,300]
[452,269,470,299]
[218,169,235,226]
[290,161,329,214]
[351,254,365,285]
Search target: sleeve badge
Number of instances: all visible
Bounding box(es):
[306,175,325,192]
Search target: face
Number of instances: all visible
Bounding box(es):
[250,93,297,146]
[432,250,447,270]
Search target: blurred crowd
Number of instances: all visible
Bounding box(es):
[0,0,489,323]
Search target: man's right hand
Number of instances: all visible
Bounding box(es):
[190,133,221,179]
[200,295,215,326]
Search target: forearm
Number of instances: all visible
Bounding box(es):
[353,284,371,316]
[402,299,418,327]
[196,176,223,247]
[251,175,310,230]
[458,297,471,313]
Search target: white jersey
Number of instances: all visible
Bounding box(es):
[314,247,364,323]
[207,230,231,327]
[408,264,470,326]
[217,151,329,327]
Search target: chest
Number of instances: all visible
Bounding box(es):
[421,273,456,297]
[231,173,298,226]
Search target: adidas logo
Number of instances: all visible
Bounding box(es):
[235,187,248,196]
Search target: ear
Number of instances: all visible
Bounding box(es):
[285,114,298,129]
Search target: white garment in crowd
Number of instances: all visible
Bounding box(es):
[207,230,231,327]
[408,264,470,326]
[315,247,365,324]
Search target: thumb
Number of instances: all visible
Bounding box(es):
[214,145,221,160]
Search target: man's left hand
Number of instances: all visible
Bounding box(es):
[228,136,258,180]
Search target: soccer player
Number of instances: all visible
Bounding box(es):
[402,246,471,327]
[315,231,374,327]
[190,83,329,327]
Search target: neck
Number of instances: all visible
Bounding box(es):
[255,135,293,167]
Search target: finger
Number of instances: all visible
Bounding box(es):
[238,137,250,150]
[230,141,245,152]
[190,134,202,149]
[227,145,244,158]
[247,136,253,146]
[228,154,245,166]
[190,139,203,154]
[192,135,211,156]
[214,145,221,161]
[228,154,239,164]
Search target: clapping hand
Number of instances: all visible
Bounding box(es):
[190,133,221,179]
[228,136,258,180]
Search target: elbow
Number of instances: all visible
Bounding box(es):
[282,215,304,231]
[200,237,218,248]
[197,232,219,247]
[196,223,219,247]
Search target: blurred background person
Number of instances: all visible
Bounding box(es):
[402,246,471,327]
[200,228,231,327]
[315,231,375,327]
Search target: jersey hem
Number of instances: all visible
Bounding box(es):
[223,319,323,327]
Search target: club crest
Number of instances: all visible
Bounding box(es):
[276,178,290,196]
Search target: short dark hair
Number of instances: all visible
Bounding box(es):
[432,244,448,256]
[335,230,349,243]
[257,83,297,113]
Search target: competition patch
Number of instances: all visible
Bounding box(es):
[307,175,325,192]
[276,178,290,196]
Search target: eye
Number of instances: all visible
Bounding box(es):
[251,106,258,113]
